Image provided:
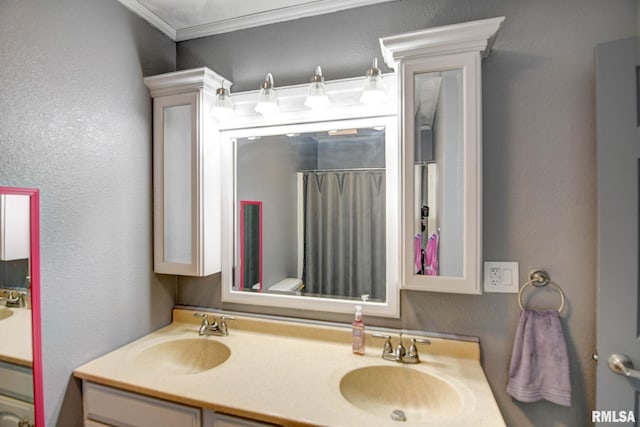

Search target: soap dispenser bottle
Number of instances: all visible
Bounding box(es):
[352,305,365,355]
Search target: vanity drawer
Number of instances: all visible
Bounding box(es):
[83,381,201,427]
[0,360,33,403]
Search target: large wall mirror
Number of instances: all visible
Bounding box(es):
[0,187,43,427]
[221,116,400,318]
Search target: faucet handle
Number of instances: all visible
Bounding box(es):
[218,315,235,336]
[372,334,394,359]
[405,337,431,364]
[193,312,210,324]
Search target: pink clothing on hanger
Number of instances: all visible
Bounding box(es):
[424,232,439,276]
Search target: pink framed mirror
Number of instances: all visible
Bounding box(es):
[0,187,43,426]
[239,200,262,291]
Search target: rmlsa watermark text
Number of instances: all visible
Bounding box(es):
[592,411,636,423]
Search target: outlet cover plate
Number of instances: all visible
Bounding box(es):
[484,261,519,293]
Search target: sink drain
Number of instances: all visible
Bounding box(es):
[390,409,407,422]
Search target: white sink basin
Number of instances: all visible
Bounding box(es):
[135,338,230,375]
[0,308,14,321]
[339,365,463,422]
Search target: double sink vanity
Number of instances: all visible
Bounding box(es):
[74,17,507,427]
[74,309,504,427]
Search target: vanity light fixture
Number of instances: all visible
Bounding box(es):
[254,73,280,116]
[304,66,331,110]
[360,58,388,105]
[211,80,234,121]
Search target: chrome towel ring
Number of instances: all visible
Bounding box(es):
[517,269,565,313]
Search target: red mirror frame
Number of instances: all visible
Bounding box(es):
[239,200,262,291]
[0,187,43,426]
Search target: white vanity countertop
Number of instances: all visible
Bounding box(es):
[74,309,505,427]
[0,307,32,367]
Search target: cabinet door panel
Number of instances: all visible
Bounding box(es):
[0,394,34,427]
[162,101,194,265]
[84,382,201,427]
[0,361,33,403]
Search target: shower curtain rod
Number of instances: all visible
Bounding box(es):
[297,167,385,173]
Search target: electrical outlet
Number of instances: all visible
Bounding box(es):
[484,262,519,293]
[489,267,501,287]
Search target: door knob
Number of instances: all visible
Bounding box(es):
[608,354,640,379]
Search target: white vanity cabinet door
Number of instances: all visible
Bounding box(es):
[0,394,34,427]
[83,381,201,427]
[0,194,30,261]
[0,361,33,403]
[144,67,225,277]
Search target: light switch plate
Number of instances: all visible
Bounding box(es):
[483,261,519,293]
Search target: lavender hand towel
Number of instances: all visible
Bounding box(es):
[507,309,571,406]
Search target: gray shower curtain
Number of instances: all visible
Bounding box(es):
[302,170,386,301]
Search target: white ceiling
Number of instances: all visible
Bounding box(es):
[118,0,394,41]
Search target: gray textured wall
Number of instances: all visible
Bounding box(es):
[0,1,176,424]
[176,1,637,426]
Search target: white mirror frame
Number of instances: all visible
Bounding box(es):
[219,75,401,318]
[381,17,504,294]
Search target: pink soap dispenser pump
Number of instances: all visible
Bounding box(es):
[352,305,365,355]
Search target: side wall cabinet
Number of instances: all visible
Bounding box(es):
[380,17,504,294]
[144,67,227,276]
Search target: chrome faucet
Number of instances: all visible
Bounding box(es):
[373,332,431,364]
[0,289,26,308]
[193,313,234,336]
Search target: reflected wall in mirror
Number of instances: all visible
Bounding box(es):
[234,126,386,301]
[240,200,262,291]
[222,114,400,318]
[0,187,43,427]
[412,69,463,278]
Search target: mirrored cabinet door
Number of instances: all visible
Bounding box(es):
[401,54,482,294]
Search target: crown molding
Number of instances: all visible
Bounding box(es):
[176,0,394,41]
[143,67,231,97]
[117,0,177,40]
[380,16,505,70]
[120,0,395,42]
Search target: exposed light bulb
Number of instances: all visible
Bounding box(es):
[255,73,280,116]
[360,58,388,105]
[304,66,331,110]
[211,85,234,120]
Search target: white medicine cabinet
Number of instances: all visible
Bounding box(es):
[0,194,30,261]
[144,68,226,276]
[381,17,504,294]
